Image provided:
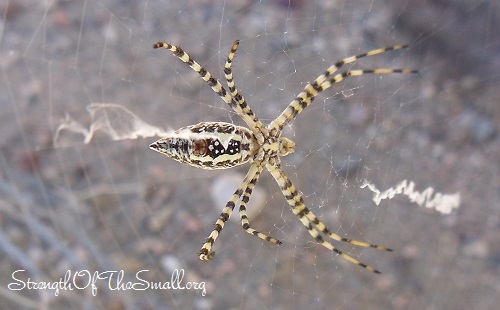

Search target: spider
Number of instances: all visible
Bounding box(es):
[150,40,416,273]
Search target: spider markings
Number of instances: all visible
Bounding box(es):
[150,122,255,169]
[151,40,417,273]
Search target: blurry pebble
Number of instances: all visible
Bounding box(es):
[134,237,168,255]
[462,240,489,259]
[148,205,174,232]
[458,109,495,143]
[348,103,370,127]
[210,173,266,222]
[160,254,183,273]
[184,211,203,232]
[195,298,213,310]
[0,1,22,19]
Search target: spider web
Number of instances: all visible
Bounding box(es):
[1,0,499,309]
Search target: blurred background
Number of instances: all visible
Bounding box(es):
[0,0,498,309]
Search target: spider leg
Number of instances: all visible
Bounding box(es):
[153,42,263,131]
[318,68,416,92]
[224,40,268,142]
[199,160,267,260]
[237,160,281,245]
[269,45,417,134]
[266,163,385,273]
[297,187,392,251]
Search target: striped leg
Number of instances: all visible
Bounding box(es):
[199,160,266,260]
[153,42,263,131]
[269,45,417,134]
[237,160,281,245]
[224,40,268,142]
[318,68,416,94]
[297,182,392,251]
[266,162,386,273]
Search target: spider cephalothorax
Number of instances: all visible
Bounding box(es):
[151,40,416,273]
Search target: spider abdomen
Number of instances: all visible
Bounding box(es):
[150,122,256,170]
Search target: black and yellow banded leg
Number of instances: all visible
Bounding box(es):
[269,45,417,134]
[319,68,417,91]
[266,163,385,274]
[153,41,264,131]
[224,40,268,142]
[237,161,281,245]
[303,209,392,251]
[198,160,266,260]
